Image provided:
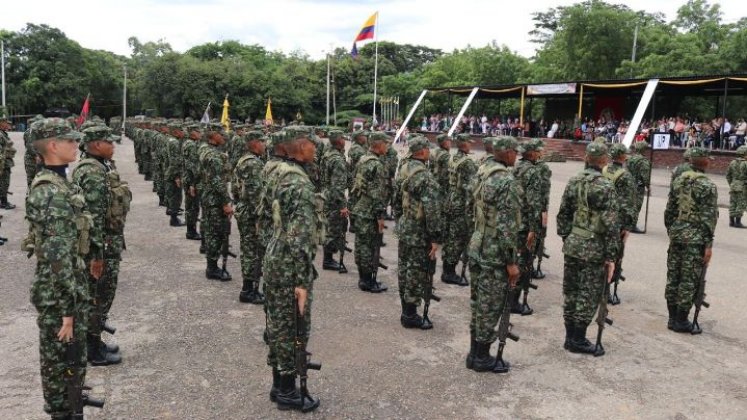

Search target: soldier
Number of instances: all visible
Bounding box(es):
[664,147,718,332]
[321,130,349,271]
[510,139,550,315]
[671,148,693,186]
[0,117,17,209]
[150,123,166,205]
[351,132,390,293]
[602,144,636,303]
[557,142,619,355]
[200,124,234,281]
[726,146,747,228]
[381,141,399,220]
[24,119,104,419]
[346,130,368,231]
[183,125,203,240]
[441,134,476,286]
[141,122,153,181]
[430,134,452,204]
[24,115,45,188]
[235,131,267,304]
[393,136,443,329]
[627,141,651,233]
[466,136,522,372]
[263,128,321,412]
[73,126,132,365]
[165,123,186,226]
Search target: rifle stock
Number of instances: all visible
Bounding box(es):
[294,298,321,406]
[594,265,614,357]
[65,338,104,419]
[221,216,237,273]
[532,226,548,279]
[691,265,709,335]
[495,286,520,372]
[422,257,441,326]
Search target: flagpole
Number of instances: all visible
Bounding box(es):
[326,48,331,126]
[122,64,127,131]
[372,11,379,128]
[1,40,6,117]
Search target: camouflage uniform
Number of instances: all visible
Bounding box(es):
[165,125,185,223]
[726,146,747,226]
[627,142,651,229]
[24,115,45,188]
[321,131,349,269]
[346,131,368,230]
[182,125,203,238]
[557,143,620,353]
[393,137,443,326]
[0,120,17,208]
[664,147,718,331]
[381,143,399,218]
[430,134,452,216]
[140,126,153,180]
[24,120,90,418]
[150,125,165,202]
[670,149,693,187]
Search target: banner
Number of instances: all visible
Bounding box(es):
[527,83,576,95]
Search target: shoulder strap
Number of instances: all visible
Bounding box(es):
[602,165,625,184]
[31,172,69,191]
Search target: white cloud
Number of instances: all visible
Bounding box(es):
[3,0,745,59]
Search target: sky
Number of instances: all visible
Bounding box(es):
[3,0,746,59]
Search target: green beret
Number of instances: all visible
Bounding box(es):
[586,142,608,157]
[242,130,266,142]
[593,136,608,144]
[368,131,391,144]
[736,146,747,156]
[206,123,226,134]
[408,137,430,154]
[455,133,473,144]
[689,147,711,159]
[436,134,451,144]
[328,130,344,141]
[34,118,82,142]
[82,126,115,144]
[494,136,521,152]
[185,124,202,132]
[522,138,545,153]
[608,143,628,159]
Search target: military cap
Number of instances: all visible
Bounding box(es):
[483,137,498,149]
[522,138,545,153]
[586,142,608,157]
[328,130,344,141]
[242,130,266,142]
[689,147,712,159]
[368,131,391,144]
[352,130,369,140]
[82,126,116,144]
[34,118,82,142]
[494,136,522,152]
[274,126,313,144]
[408,136,430,154]
[184,123,202,132]
[633,141,649,152]
[593,136,608,144]
[79,120,105,131]
[206,123,226,133]
[454,133,474,144]
[314,127,329,137]
[167,122,183,130]
[436,134,451,144]
[608,143,628,159]
[736,145,747,156]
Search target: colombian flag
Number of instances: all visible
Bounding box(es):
[351,12,377,57]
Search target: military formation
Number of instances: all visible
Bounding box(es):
[3,108,729,418]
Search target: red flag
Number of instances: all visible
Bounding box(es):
[76,95,90,127]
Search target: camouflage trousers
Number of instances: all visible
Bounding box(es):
[157,166,167,199]
[469,260,509,344]
[562,256,606,327]
[36,307,88,416]
[728,189,746,217]
[236,210,263,282]
[666,242,705,312]
[353,217,377,274]
[632,186,646,225]
[141,155,152,179]
[0,166,10,197]
[324,208,347,254]
[203,207,228,260]
[442,212,472,266]
[184,187,200,228]
[165,179,183,213]
[517,233,534,295]
[397,240,429,306]
[25,152,37,188]
[151,160,162,194]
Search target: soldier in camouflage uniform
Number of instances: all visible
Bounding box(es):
[0,117,17,209]
[263,128,321,412]
[441,134,476,287]
[665,147,718,333]
[73,126,132,366]
[141,122,153,181]
[627,141,651,233]
[670,148,693,187]
[351,132,390,293]
[430,134,452,212]
[510,139,550,315]
[321,130,349,272]
[346,130,368,231]
[235,131,267,304]
[24,119,104,419]
[200,124,234,281]
[24,115,45,188]
[165,124,186,226]
[182,125,203,240]
[381,141,399,220]
[393,136,443,329]
[557,142,619,355]
[602,144,636,304]
[726,146,747,228]
[149,123,165,204]
[466,136,522,373]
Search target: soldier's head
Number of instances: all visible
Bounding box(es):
[493,137,521,167]
[369,132,390,156]
[0,118,10,131]
[736,146,747,158]
[632,141,648,154]
[82,126,116,160]
[455,134,473,153]
[353,130,368,145]
[282,127,316,163]
[32,118,82,165]
[206,124,228,146]
[608,143,628,164]
[186,125,203,141]
[585,142,608,169]
[689,147,712,170]
[522,139,544,162]
[436,134,451,150]
[328,130,345,150]
[169,123,184,139]
[407,136,430,161]
[483,137,496,154]
[243,131,266,156]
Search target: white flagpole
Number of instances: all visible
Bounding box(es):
[326,49,330,126]
[1,40,6,117]
[122,64,127,131]
[372,12,379,127]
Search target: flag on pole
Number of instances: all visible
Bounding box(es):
[265,98,273,126]
[200,101,211,124]
[350,12,377,57]
[220,95,230,132]
[76,94,90,127]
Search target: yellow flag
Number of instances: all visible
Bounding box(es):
[221,95,230,132]
[265,97,273,126]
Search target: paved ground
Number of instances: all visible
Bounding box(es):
[1,133,746,420]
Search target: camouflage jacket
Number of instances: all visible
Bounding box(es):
[515,158,550,234]
[671,162,693,186]
[321,147,348,212]
[627,154,651,189]
[664,168,718,247]
[468,161,520,267]
[1,130,16,168]
[347,142,367,189]
[557,167,620,263]
[447,150,477,217]
[351,152,388,220]
[165,135,184,181]
[603,162,637,232]
[393,158,443,246]
[257,157,286,246]
[199,144,231,207]
[71,157,112,260]
[430,146,451,195]
[234,151,265,220]
[726,158,747,191]
[181,139,200,189]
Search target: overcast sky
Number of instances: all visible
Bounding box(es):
[3,0,745,59]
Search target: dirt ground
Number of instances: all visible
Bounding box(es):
[1,132,746,420]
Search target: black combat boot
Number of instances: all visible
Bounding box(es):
[275,374,320,413]
[510,292,524,314]
[206,259,231,281]
[736,217,746,228]
[0,196,15,209]
[568,324,596,354]
[82,393,105,408]
[563,321,572,350]
[251,281,266,304]
[269,368,281,402]
[170,214,185,227]
[441,263,461,285]
[239,278,253,303]
[672,309,694,333]
[87,339,122,366]
[466,332,477,369]
[730,216,736,227]
[358,273,369,291]
[667,304,677,330]
[199,238,206,254]
[366,275,388,293]
[322,251,340,270]
[158,196,165,207]
[400,303,424,329]
[100,339,119,354]
[469,342,497,372]
[185,225,202,240]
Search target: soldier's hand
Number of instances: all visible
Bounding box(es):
[340,208,350,218]
[377,219,385,233]
[189,186,196,197]
[223,203,234,216]
[90,259,104,280]
[175,177,182,188]
[295,287,308,315]
[703,247,712,266]
[526,231,536,251]
[428,242,439,260]
[507,264,520,287]
[541,212,548,228]
[58,317,74,342]
[605,261,615,283]
[621,230,629,243]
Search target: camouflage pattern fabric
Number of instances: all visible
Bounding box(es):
[165,134,184,214]
[321,146,348,254]
[0,128,15,198]
[726,157,747,217]
[182,136,201,228]
[603,161,637,232]
[442,149,477,266]
[627,152,651,225]
[352,153,388,274]
[235,151,265,283]
[514,157,550,292]
[199,143,231,260]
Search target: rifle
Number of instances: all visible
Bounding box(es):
[495,285,520,373]
[90,262,114,336]
[459,250,469,284]
[422,257,441,329]
[294,297,321,412]
[371,230,389,284]
[691,265,710,335]
[593,265,614,357]
[532,226,549,279]
[221,216,237,275]
[65,339,104,419]
[608,239,626,306]
[640,147,654,234]
[338,244,353,274]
